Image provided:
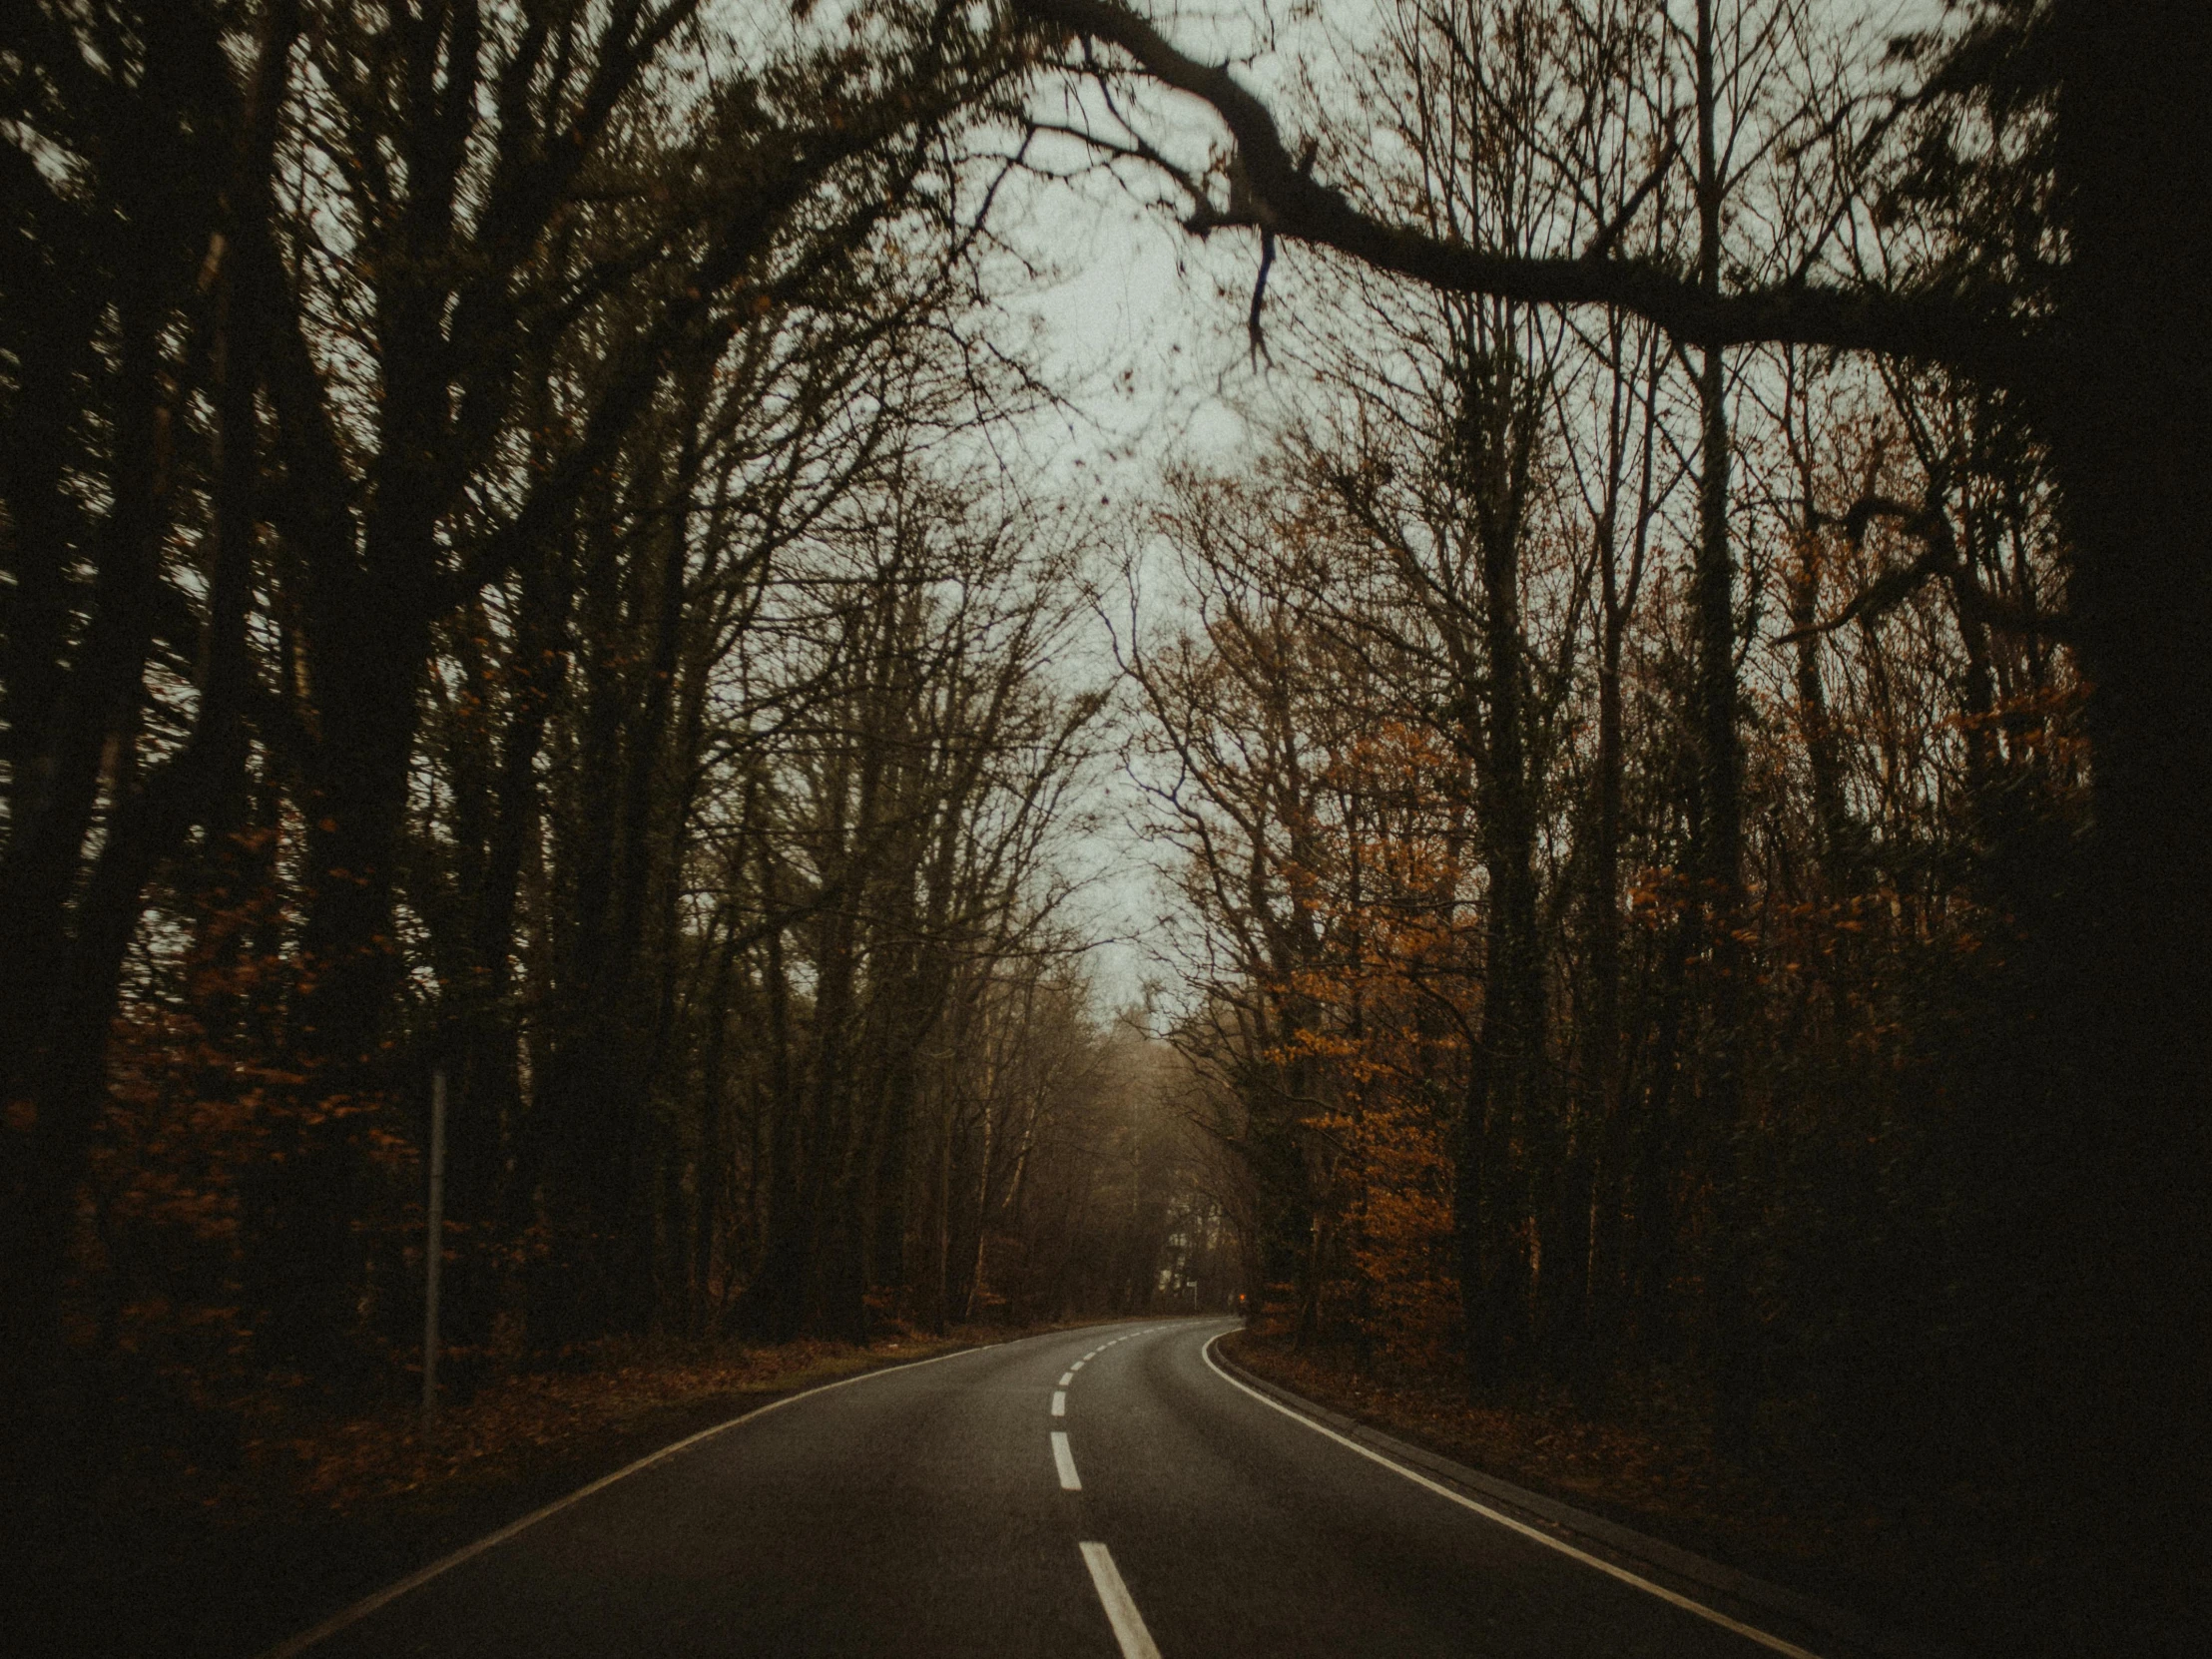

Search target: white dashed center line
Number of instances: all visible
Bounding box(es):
[1058,1371,1074,1386]
[1080,1541,1162,1659]
[1052,1389,1067,1417]
[1052,1430,1081,1490]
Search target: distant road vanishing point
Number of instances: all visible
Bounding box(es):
[268,1318,1831,1659]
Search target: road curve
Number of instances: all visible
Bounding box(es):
[279,1318,1822,1658]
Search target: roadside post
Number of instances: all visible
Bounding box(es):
[422,1067,446,1430]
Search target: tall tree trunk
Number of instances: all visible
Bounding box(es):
[2042,0,2212,1608]
[1578,323,1652,1396]
[690,918,741,1336]
[451,543,567,1335]
[742,868,810,1341]
[603,438,700,1327]
[1690,0,1755,1458]
[1478,501,1543,1382]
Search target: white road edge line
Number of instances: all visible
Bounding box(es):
[1052,1429,1082,1489]
[258,1340,1002,1659]
[1080,1541,1163,1659]
[1200,1334,1826,1659]
[1059,1371,1075,1386]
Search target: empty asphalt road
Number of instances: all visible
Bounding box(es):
[274,1318,1830,1658]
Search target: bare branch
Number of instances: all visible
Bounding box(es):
[1014,0,2036,385]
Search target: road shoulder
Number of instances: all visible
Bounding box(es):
[1207,1332,1949,1659]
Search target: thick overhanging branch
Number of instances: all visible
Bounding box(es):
[1016,0,2038,387]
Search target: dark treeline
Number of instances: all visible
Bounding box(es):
[1062,0,2207,1639]
[0,0,1214,1494]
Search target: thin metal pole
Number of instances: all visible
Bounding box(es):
[422,1067,446,1429]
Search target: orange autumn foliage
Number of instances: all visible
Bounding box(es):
[79,879,408,1396]
[1261,721,1473,1367]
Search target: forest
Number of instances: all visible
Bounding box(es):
[1,0,2205,1652]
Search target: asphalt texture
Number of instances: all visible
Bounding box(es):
[288,1317,1806,1658]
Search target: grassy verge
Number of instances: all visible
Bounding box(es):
[1216,1329,2087,1658]
[15,1317,1117,1659]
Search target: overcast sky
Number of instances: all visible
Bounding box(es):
[984,23,1287,1020]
